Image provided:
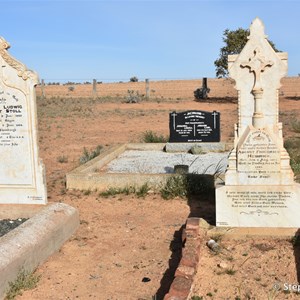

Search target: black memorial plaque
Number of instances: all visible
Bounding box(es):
[169,110,220,142]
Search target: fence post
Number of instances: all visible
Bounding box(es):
[93,79,97,98]
[41,79,45,99]
[145,78,150,99]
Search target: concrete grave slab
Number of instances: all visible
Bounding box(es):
[66,143,228,191]
[0,202,79,300]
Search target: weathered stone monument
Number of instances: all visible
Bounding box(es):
[0,37,46,204]
[216,18,300,227]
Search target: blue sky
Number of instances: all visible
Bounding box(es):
[1,0,300,83]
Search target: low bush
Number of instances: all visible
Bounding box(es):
[284,138,300,176]
[160,174,214,200]
[141,130,168,143]
[6,269,41,299]
[99,183,150,198]
[291,118,300,133]
[79,145,103,164]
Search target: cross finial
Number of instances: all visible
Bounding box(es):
[249,17,268,40]
[241,47,273,91]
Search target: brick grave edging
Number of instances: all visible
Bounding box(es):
[164,217,201,300]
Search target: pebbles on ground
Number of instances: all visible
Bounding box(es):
[105,150,229,174]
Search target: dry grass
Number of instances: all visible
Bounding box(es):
[36,77,300,100]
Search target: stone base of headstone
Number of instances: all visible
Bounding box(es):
[216,184,300,227]
[165,142,231,153]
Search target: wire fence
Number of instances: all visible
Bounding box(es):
[35,77,300,100]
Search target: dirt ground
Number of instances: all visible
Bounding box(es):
[192,232,300,299]
[13,94,300,300]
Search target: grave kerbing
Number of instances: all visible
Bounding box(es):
[0,37,47,204]
[216,18,300,227]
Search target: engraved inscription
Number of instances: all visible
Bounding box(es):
[237,130,280,179]
[226,190,291,212]
[0,86,32,185]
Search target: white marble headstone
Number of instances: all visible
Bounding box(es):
[0,37,47,204]
[216,18,300,227]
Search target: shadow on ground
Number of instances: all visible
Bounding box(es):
[187,188,216,225]
[155,184,216,299]
[155,225,185,300]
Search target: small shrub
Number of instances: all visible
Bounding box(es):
[225,267,236,275]
[291,157,300,176]
[141,131,168,143]
[129,76,138,82]
[6,269,41,299]
[191,296,204,300]
[291,235,300,247]
[79,145,103,164]
[68,86,75,92]
[99,187,123,198]
[99,186,135,198]
[136,183,150,198]
[160,175,187,200]
[284,138,300,150]
[83,189,92,196]
[284,138,300,175]
[126,90,140,103]
[291,118,300,133]
[99,184,149,198]
[160,174,214,200]
[57,155,68,163]
[194,87,210,100]
[122,186,136,195]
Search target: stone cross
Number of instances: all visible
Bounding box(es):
[228,17,287,132]
[241,47,274,127]
[241,47,273,92]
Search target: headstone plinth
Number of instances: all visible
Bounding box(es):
[216,18,300,227]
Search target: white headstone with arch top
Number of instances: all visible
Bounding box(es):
[0,37,47,204]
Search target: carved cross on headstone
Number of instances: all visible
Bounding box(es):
[170,112,177,130]
[241,47,274,92]
[212,111,218,129]
[241,47,274,128]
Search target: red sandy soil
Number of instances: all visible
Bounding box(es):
[12,95,300,300]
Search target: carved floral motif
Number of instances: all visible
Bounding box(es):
[0,37,38,82]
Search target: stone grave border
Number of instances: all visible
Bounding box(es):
[66,142,232,192]
[0,203,79,299]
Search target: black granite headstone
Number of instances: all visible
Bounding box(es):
[169,110,220,142]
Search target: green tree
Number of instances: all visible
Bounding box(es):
[214,28,279,78]
[129,76,138,82]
